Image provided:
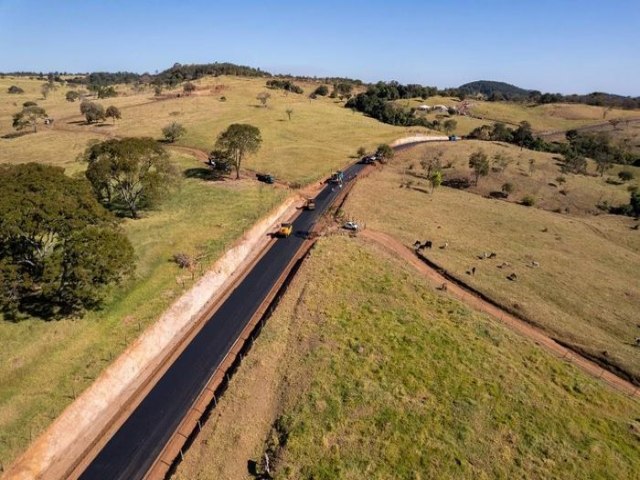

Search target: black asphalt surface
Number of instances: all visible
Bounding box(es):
[79,162,365,480]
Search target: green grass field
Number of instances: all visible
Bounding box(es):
[344,144,640,383]
[0,152,287,467]
[174,237,640,480]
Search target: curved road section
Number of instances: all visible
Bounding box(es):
[79,163,365,480]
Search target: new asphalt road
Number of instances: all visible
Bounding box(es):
[79,162,365,480]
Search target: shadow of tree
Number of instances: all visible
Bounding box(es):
[183,168,225,181]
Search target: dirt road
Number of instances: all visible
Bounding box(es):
[360,228,639,399]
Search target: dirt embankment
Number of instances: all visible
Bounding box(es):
[360,229,639,399]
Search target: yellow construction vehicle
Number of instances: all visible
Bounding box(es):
[278,222,293,237]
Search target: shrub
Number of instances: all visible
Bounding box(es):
[314,85,329,96]
[618,170,634,182]
[22,101,37,107]
[219,96,227,101]
[7,85,24,94]
[266,79,303,94]
[521,195,536,206]
[555,175,567,184]
[501,182,514,195]
[183,82,196,95]
[173,253,193,269]
[66,90,80,102]
[162,122,186,143]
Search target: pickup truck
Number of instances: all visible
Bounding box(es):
[256,173,275,184]
[304,199,316,210]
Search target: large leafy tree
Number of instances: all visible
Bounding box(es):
[81,137,177,218]
[0,163,134,318]
[214,124,262,179]
[12,105,48,132]
[80,100,106,124]
[105,105,122,124]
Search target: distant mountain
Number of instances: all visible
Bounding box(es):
[457,80,533,99]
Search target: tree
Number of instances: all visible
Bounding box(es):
[80,101,106,124]
[256,91,271,107]
[565,129,580,142]
[97,86,117,99]
[285,108,293,121]
[41,83,53,99]
[214,124,262,179]
[429,170,442,193]
[562,150,587,174]
[376,143,394,161]
[513,121,533,150]
[443,119,457,135]
[0,163,134,318]
[66,90,80,102]
[492,152,513,173]
[469,150,489,185]
[357,146,367,157]
[630,191,640,217]
[154,85,163,96]
[183,82,196,96]
[81,137,177,218]
[162,122,186,143]
[105,106,121,124]
[420,152,442,178]
[595,152,613,177]
[12,105,47,132]
[7,85,24,94]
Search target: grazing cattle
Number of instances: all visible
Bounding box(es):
[531,261,540,267]
[471,266,476,275]
[413,240,433,250]
[440,241,449,250]
[488,252,497,259]
[507,273,518,281]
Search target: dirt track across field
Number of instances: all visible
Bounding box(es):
[360,228,640,399]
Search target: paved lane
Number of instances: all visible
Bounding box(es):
[80,163,364,480]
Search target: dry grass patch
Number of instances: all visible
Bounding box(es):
[345,151,640,383]
[397,140,637,215]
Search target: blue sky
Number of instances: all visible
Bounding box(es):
[0,0,638,95]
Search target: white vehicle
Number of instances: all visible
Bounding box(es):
[343,221,359,231]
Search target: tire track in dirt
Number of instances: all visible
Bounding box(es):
[359,228,640,399]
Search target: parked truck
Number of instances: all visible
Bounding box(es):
[304,198,316,210]
[256,173,275,184]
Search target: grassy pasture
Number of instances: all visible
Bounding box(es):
[344,145,640,383]
[0,75,432,185]
[469,100,640,132]
[0,152,287,467]
[390,95,640,135]
[174,237,640,480]
[397,140,638,215]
